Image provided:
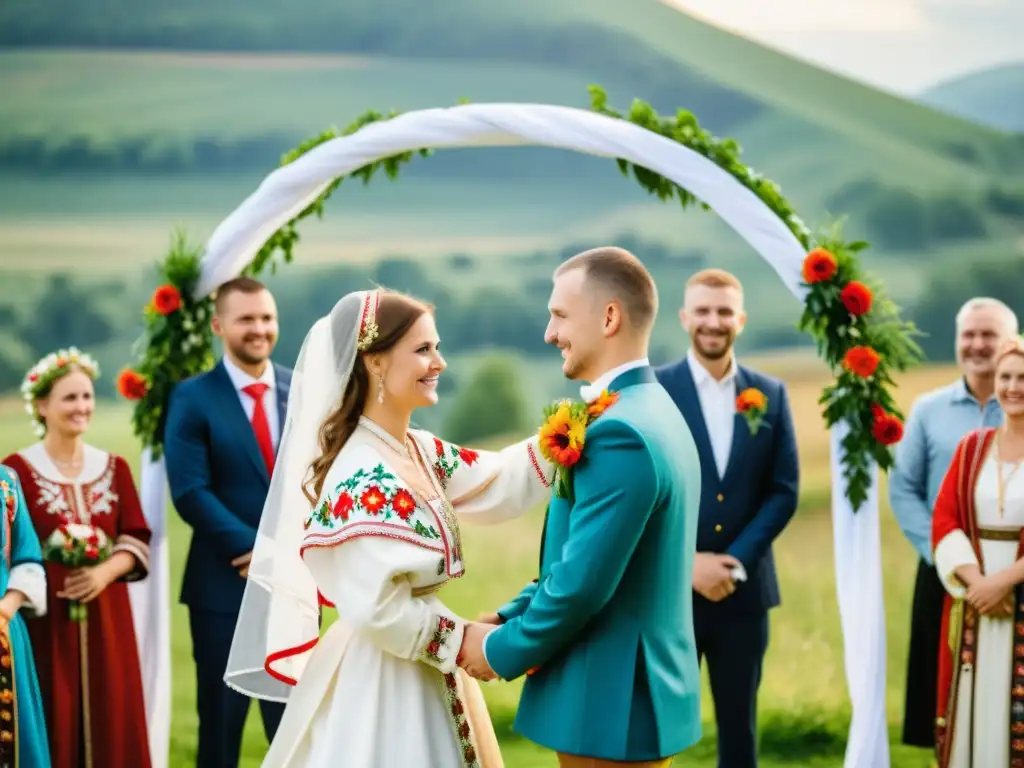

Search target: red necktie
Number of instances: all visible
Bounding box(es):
[242,383,275,474]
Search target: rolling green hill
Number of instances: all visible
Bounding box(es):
[921,63,1024,133]
[1,0,1021,314]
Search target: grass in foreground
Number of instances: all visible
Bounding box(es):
[0,357,954,766]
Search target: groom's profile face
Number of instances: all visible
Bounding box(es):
[546,268,603,381]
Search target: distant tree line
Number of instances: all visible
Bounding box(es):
[910,256,1024,362]
[827,178,1024,250]
[1,235,1016,399]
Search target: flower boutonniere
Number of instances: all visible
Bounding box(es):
[538,389,620,500]
[736,388,768,435]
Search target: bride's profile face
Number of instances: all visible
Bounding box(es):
[377,313,446,410]
[996,352,1024,418]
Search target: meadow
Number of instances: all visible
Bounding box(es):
[0,352,953,767]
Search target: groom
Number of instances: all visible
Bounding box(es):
[164,276,290,767]
[459,247,703,766]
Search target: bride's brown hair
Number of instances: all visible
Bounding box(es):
[303,291,433,505]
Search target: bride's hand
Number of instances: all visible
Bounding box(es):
[476,612,502,625]
[967,572,1015,616]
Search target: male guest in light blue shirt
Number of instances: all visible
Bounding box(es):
[888,296,1018,748]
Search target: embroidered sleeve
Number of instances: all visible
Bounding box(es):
[422,433,555,525]
[303,536,465,674]
[112,457,152,582]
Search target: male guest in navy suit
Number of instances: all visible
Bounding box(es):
[164,276,291,767]
[655,269,799,768]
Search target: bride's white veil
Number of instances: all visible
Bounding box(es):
[224,290,372,701]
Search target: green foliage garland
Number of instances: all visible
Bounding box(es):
[122,231,214,460]
[122,86,921,510]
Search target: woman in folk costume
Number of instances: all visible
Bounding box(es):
[933,336,1024,767]
[0,466,52,768]
[223,289,554,768]
[1,349,153,768]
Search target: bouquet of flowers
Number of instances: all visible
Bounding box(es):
[42,524,112,621]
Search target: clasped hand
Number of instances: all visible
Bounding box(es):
[966,571,1016,617]
[693,552,741,602]
[456,614,500,682]
[57,563,115,603]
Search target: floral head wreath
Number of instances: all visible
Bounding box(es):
[356,290,380,352]
[20,347,99,437]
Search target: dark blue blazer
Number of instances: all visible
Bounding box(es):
[654,357,798,616]
[164,360,292,614]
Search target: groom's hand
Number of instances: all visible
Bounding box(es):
[693,553,741,602]
[476,612,503,625]
[231,551,252,578]
[457,622,498,681]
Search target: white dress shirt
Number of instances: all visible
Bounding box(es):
[688,349,747,582]
[579,357,650,402]
[223,355,281,449]
[687,348,737,480]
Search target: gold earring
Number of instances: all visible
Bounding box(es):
[377,375,385,404]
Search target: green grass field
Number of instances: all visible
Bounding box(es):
[0,354,953,766]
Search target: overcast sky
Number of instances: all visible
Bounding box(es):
[660,0,1023,94]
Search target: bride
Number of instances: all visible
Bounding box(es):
[224,289,554,767]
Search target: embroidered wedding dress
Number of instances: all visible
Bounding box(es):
[261,418,551,767]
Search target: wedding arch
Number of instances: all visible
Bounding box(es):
[120,89,920,768]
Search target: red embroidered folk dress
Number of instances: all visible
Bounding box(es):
[2,443,152,768]
[932,427,1024,768]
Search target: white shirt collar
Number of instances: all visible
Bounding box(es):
[687,348,737,387]
[223,355,276,393]
[580,357,649,402]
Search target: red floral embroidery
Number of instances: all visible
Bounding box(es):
[440,672,477,767]
[360,486,386,515]
[434,438,445,457]
[457,447,478,466]
[392,489,415,521]
[332,492,354,521]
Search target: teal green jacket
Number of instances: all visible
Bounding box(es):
[483,366,703,761]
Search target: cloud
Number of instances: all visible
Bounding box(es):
[660,0,929,32]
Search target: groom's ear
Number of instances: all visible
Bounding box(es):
[602,301,624,337]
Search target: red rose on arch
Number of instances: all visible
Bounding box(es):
[802,248,838,284]
[872,413,904,446]
[840,281,873,316]
[842,346,881,378]
[151,284,182,315]
[116,369,149,400]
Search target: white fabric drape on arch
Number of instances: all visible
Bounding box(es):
[128,448,171,768]
[135,103,888,767]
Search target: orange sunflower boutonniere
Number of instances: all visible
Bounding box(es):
[736,387,768,436]
[538,390,620,500]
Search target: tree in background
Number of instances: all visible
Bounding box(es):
[912,256,1024,361]
[443,354,528,445]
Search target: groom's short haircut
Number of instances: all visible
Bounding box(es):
[214,276,269,315]
[686,268,743,295]
[556,246,658,332]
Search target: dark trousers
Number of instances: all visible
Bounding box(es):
[189,610,285,768]
[903,559,945,747]
[695,609,770,768]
